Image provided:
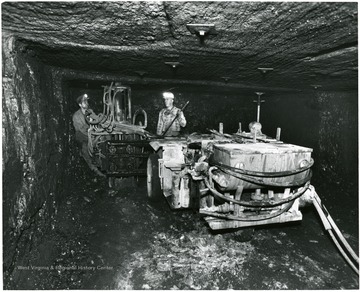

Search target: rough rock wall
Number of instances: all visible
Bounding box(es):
[1,2,357,91]
[314,90,358,228]
[2,35,70,280]
[316,91,358,181]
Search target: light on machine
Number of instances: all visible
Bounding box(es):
[299,159,309,168]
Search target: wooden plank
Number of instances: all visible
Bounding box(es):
[205,210,303,229]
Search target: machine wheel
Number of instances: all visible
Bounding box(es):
[147,154,162,202]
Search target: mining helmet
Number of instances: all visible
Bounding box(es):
[162,92,174,99]
[76,93,89,104]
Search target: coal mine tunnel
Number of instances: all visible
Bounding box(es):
[2,1,359,290]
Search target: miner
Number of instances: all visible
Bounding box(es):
[156,92,187,136]
[72,93,105,177]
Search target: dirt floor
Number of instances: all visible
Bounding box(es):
[6,162,359,290]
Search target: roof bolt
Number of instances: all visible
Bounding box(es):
[258,67,274,75]
[186,24,216,45]
[165,61,182,71]
[186,24,216,37]
[311,84,322,90]
[221,77,231,83]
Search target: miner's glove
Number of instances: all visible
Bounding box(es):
[177,109,182,119]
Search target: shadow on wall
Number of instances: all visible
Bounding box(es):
[3,36,71,283]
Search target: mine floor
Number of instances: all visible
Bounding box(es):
[6,162,359,289]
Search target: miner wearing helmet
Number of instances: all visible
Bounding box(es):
[156,92,187,136]
[73,93,90,142]
[72,93,105,177]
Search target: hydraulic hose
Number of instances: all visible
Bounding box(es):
[200,199,294,222]
[215,164,312,187]
[205,169,311,208]
[310,187,359,275]
[328,229,359,275]
[87,113,107,125]
[210,157,314,177]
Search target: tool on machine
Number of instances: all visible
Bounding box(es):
[253,92,265,123]
[85,82,154,180]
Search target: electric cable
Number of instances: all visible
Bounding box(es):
[205,169,310,207]
[213,163,312,187]
[210,156,314,177]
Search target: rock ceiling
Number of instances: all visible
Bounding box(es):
[2,1,358,91]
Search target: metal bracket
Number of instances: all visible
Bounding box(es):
[258,67,274,75]
[186,23,216,36]
[164,61,183,71]
[311,84,322,90]
[221,77,231,84]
